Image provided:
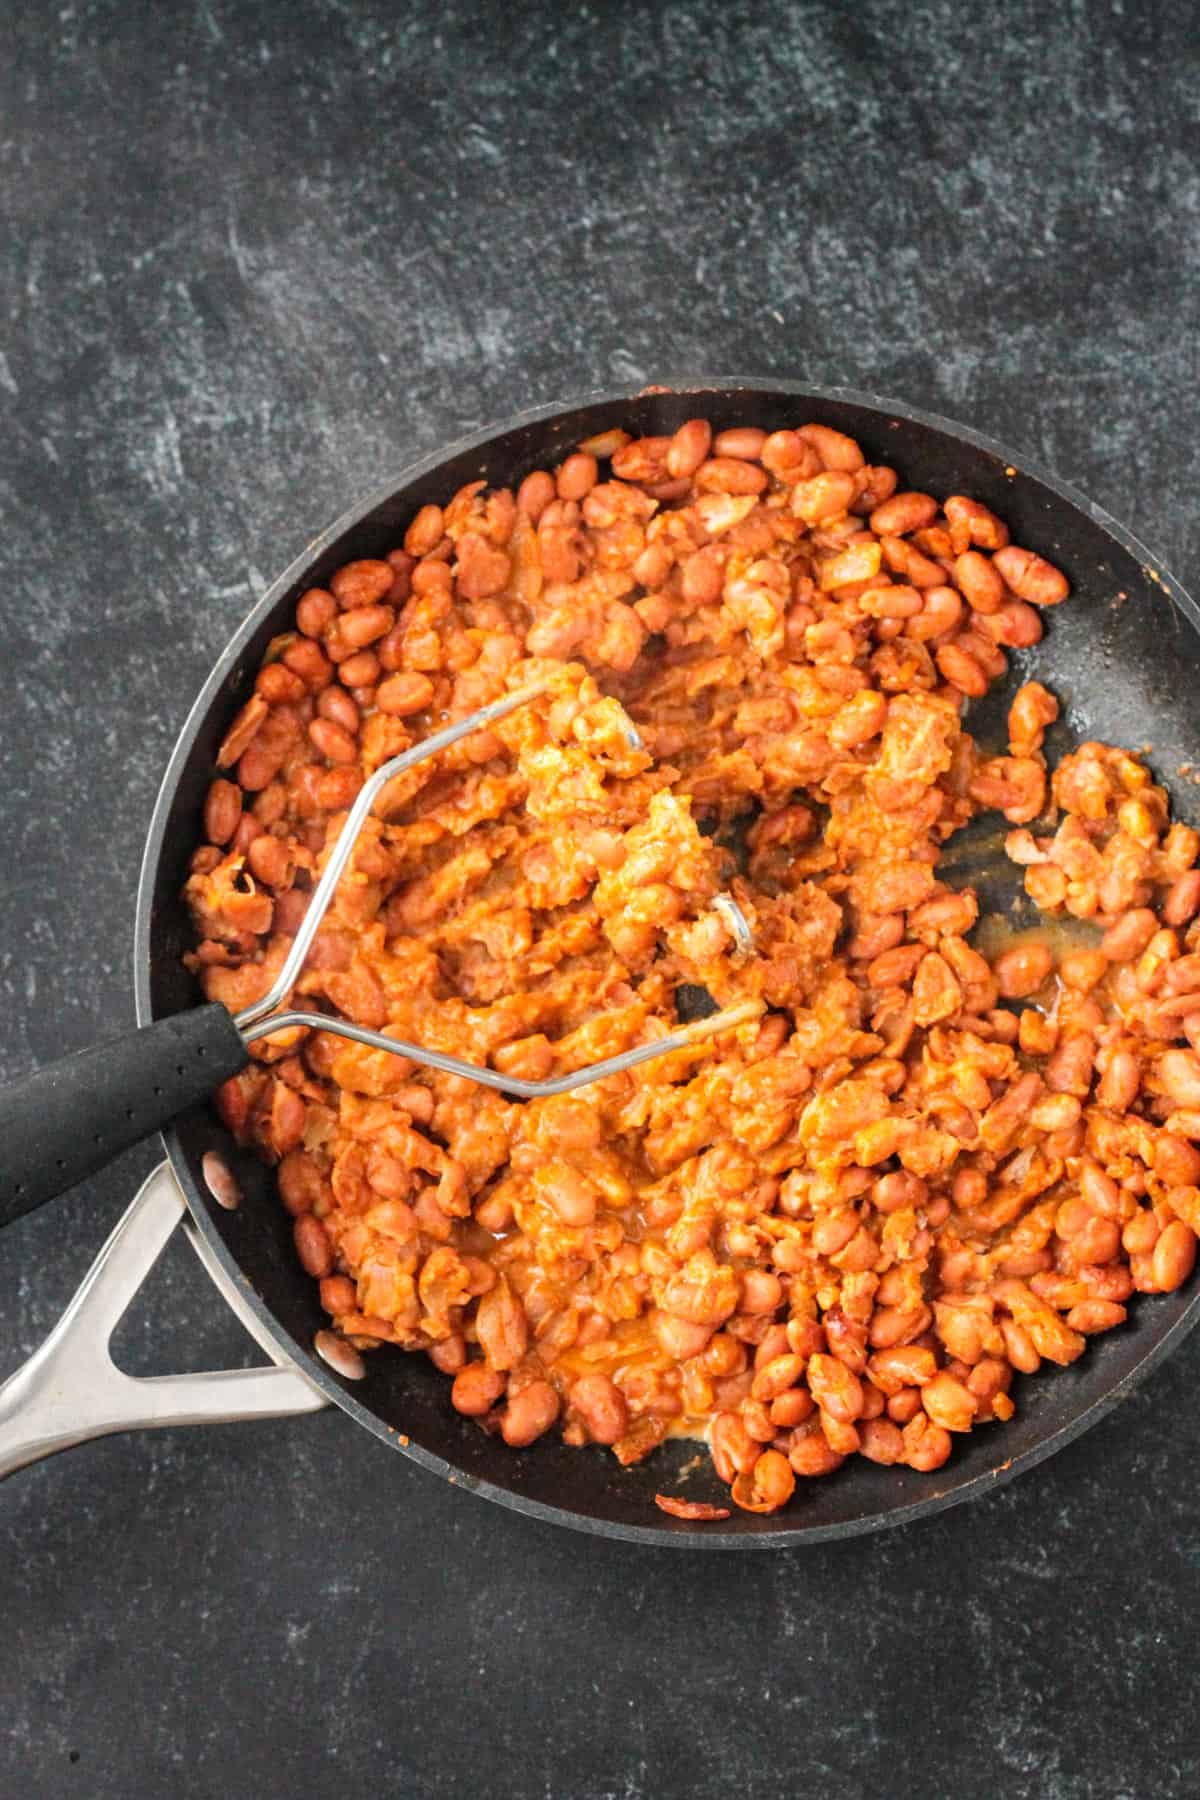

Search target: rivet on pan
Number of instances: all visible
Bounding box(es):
[712,892,755,956]
[202,1150,242,1211]
[315,1330,366,1382]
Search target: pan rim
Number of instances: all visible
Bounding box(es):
[134,374,1200,1547]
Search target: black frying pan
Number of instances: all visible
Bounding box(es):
[4,378,1200,1545]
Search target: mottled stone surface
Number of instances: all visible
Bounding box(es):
[2,1,1200,1795]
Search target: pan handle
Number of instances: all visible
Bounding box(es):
[0,1161,326,1479]
[0,1005,250,1229]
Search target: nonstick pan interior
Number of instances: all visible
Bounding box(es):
[136,380,1200,1545]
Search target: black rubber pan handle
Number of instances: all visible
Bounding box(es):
[0,1005,248,1229]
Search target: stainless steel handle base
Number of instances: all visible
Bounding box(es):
[0,1161,326,1478]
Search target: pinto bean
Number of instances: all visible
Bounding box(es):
[475,1280,529,1371]
[798,423,864,472]
[665,418,713,478]
[332,560,394,608]
[806,1353,864,1422]
[501,1381,559,1446]
[713,427,766,460]
[936,642,988,698]
[1164,871,1200,927]
[294,1213,333,1278]
[570,1374,628,1445]
[870,492,938,536]
[1152,1220,1197,1291]
[993,545,1069,606]
[1101,909,1159,962]
[319,1274,358,1316]
[944,495,1010,551]
[994,941,1054,998]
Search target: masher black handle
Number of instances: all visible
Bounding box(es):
[0,1006,249,1229]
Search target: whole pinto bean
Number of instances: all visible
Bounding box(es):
[293,1213,333,1279]
[296,588,338,638]
[695,456,769,496]
[713,426,766,460]
[331,559,395,608]
[798,423,865,472]
[319,1274,357,1316]
[944,494,1010,551]
[405,504,445,558]
[204,779,242,846]
[905,586,963,641]
[1164,871,1200,927]
[256,663,308,705]
[665,418,713,478]
[936,642,989,698]
[983,598,1043,648]
[501,1380,560,1447]
[516,469,556,521]
[308,717,359,764]
[953,550,1005,615]
[993,940,1053,998]
[570,1373,628,1445]
[556,452,598,500]
[332,603,394,652]
[869,491,939,536]
[992,544,1070,606]
[317,685,360,735]
[1158,1048,1200,1110]
[1151,1220,1198,1290]
[1100,908,1159,963]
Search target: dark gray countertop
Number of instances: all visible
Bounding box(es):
[3,2,1200,1795]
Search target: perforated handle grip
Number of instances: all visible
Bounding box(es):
[0,1006,248,1228]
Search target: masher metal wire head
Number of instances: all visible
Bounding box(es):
[236,678,761,1097]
